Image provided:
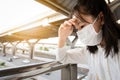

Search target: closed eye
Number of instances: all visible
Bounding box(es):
[81,26,84,29]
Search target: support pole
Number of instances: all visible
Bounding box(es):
[2,44,6,56]
[2,42,8,56]
[10,41,20,56]
[29,43,34,59]
[61,64,77,80]
[26,39,39,59]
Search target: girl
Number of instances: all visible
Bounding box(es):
[57,0,120,80]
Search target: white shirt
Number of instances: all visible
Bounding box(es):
[56,41,120,80]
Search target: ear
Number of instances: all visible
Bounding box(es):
[99,12,104,25]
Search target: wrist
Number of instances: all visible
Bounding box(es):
[58,37,67,42]
[58,37,67,48]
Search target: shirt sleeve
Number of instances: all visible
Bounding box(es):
[56,46,89,65]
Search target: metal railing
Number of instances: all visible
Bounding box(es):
[0,61,77,80]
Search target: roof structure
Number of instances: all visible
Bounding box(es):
[0,0,119,43]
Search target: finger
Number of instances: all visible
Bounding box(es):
[64,21,72,27]
[69,18,82,27]
[68,19,76,26]
[60,23,71,31]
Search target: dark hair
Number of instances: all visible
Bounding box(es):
[72,0,120,57]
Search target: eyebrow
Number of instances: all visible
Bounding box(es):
[74,14,90,23]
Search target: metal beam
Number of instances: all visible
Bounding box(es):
[36,0,70,16]
[0,61,77,80]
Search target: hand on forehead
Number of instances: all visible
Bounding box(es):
[72,15,82,24]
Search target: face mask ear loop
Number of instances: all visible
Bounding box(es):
[92,16,98,25]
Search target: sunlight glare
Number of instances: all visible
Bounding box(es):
[0,0,56,34]
[117,19,120,24]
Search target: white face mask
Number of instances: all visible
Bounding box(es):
[76,17,102,46]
